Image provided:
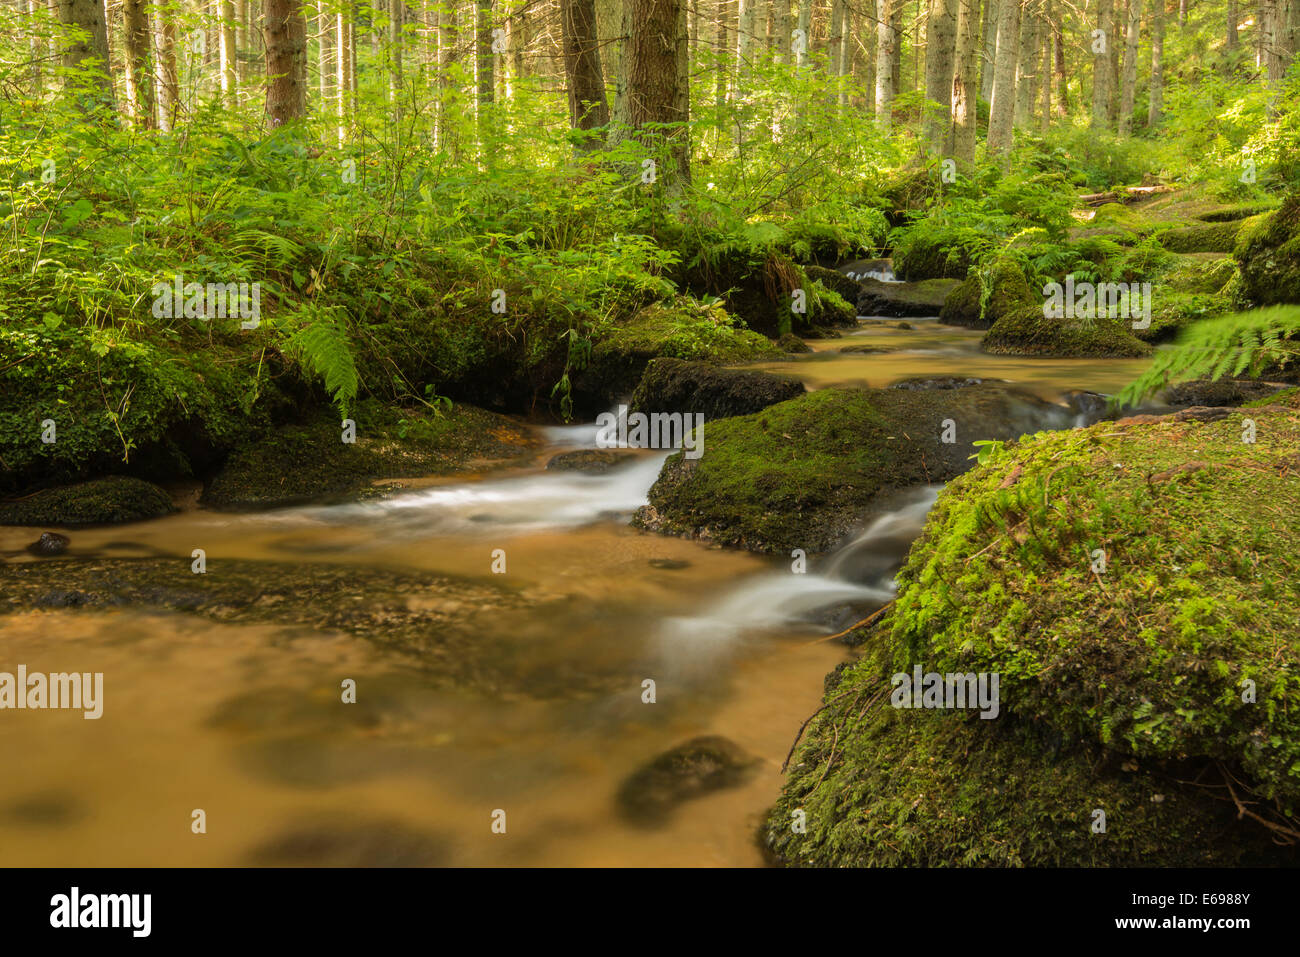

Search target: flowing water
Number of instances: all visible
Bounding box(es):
[0,315,1152,866]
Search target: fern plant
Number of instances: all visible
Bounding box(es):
[279,305,361,420]
[1116,306,1300,408]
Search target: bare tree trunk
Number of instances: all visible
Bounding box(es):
[773,0,792,63]
[924,0,958,152]
[628,0,689,183]
[794,0,810,66]
[1091,0,1112,128]
[950,0,979,166]
[123,0,155,125]
[264,0,307,126]
[219,0,237,101]
[155,1,179,128]
[1227,0,1238,46]
[58,0,116,105]
[1149,0,1163,127]
[1052,2,1067,115]
[390,0,404,123]
[875,0,897,126]
[1118,0,1139,134]
[560,0,609,138]
[979,0,997,101]
[1038,14,1049,131]
[475,0,493,141]
[986,0,1019,156]
[1013,0,1036,127]
[436,0,454,151]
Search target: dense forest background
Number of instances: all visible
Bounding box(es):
[2,0,1300,489]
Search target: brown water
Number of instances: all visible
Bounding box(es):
[0,318,1149,867]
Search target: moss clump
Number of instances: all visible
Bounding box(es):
[576,297,779,408]
[982,305,1153,357]
[939,273,983,326]
[805,265,863,305]
[1156,220,1243,254]
[938,259,1038,331]
[616,736,759,826]
[857,277,959,317]
[1137,291,1232,342]
[1163,255,1238,296]
[630,358,805,421]
[634,385,1065,554]
[767,407,1300,865]
[1235,195,1300,305]
[202,401,537,509]
[0,477,174,526]
[893,230,977,280]
[776,333,812,353]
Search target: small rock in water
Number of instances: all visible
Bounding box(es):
[615,735,759,827]
[27,532,70,557]
[648,558,690,570]
[546,449,635,474]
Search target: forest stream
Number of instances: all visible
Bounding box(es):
[0,313,1165,867]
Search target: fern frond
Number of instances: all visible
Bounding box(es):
[280,306,360,419]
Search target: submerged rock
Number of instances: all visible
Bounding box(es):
[630,358,806,421]
[26,532,70,557]
[1164,377,1288,408]
[0,477,174,527]
[616,735,759,826]
[546,449,637,474]
[634,384,1069,554]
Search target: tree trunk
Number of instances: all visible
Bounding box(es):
[875,0,897,126]
[985,0,1019,156]
[774,0,792,64]
[436,0,455,152]
[156,2,179,129]
[924,0,958,153]
[1091,0,1112,128]
[58,0,115,105]
[1052,3,1067,115]
[1013,0,1037,127]
[1118,0,1139,134]
[390,0,403,120]
[628,0,689,183]
[950,0,979,166]
[1227,0,1238,47]
[979,0,997,101]
[476,0,494,135]
[560,0,609,137]
[795,0,810,66]
[123,0,155,125]
[264,0,307,126]
[1149,0,1163,127]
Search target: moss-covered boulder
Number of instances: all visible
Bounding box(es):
[805,265,864,305]
[633,385,1068,554]
[1156,220,1242,254]
[857,278,960,317]
[982,305,1153,357]
[545,449,638,473]
[1235,195,1300,306]
[630,358,806,422]
[893,229,978,280]
[575,297,780,409]
[202,401,537,509]
[1136,291,1232,342]
[941,261,1038,329]
[766,406,1300,865]
[776,333,812,353]
[0,476,174,526]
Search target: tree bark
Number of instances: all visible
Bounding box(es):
[1013,0,1037,127]
[1118,0,1139,135]
[264,0,307,126]
[985,0,1019,156]
[950,0,979,166]
[979,0,997,101]
[58,0,115,105]
[1149,0,1163,127]
[560,0,609,137]
[1091,0,1112,128]
[924,0,958,153]
[1052,2,1067,115]
[628,0,689,183]
[875,0,898,126]
[1227,0,1238,47]
[476,0,494,137]
[123,0,155,125]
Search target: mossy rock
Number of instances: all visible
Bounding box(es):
[1235,195,1300,306]
[202,401,537,509]
[939,273,983,327]
[1163,377,1288,407]
[765,667,1288,866]
[575,297,780,409]
[630,358,805,422]
[887,410,1300,811]
[805,265,863,305]
[982,304,1153,357]
[893,231,977,280]
[0,477,174,526]
[1163,255,1239,296]
[545,449,638,473]
[1136,291,1232,342]
[633,385,1068,554]
[1156,220,1243,254]
[858,278,960,318]
[941,259,1037,331]
[776,333,812,353]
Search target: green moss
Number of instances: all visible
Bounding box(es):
[1235,196,1300,306]
[629,358,805,421]
[1156,220,1243,254]
[1137,291,1232,342]
[982,304,1153,357]
[634,385,1064,554]
[805,265,862,305]
[893,229,979,281]
[202,400,537,509]
[939,274,983,326]
[0,476,174,526]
